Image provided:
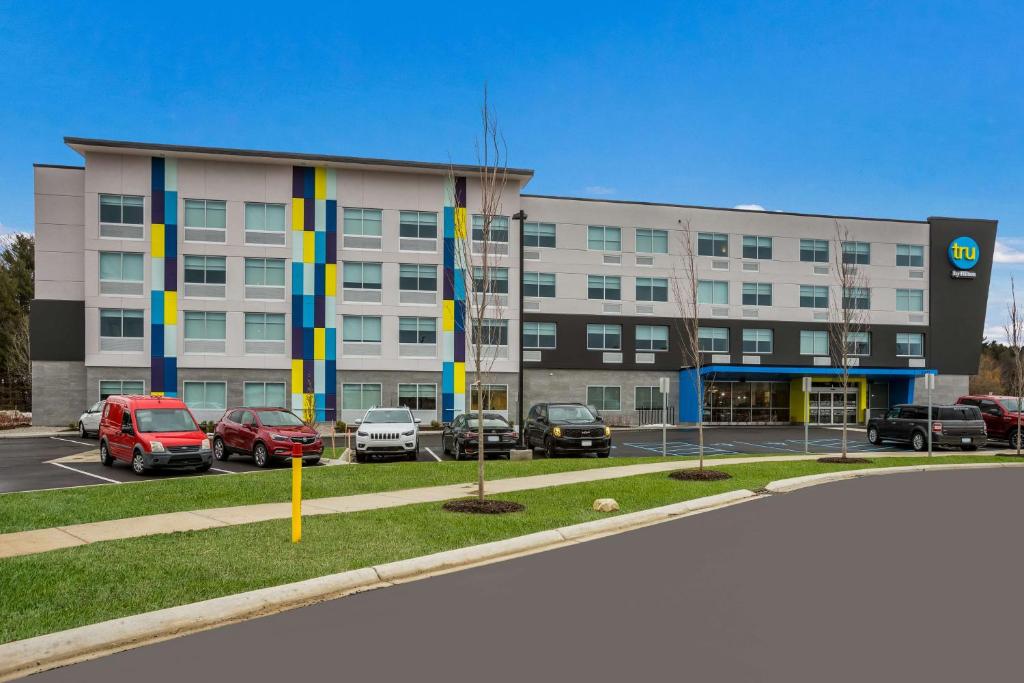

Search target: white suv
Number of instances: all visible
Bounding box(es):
[353,407,421,462]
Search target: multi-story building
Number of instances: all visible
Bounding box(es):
[31,137,996,428]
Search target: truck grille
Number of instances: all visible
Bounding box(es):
[290,436,316,444]
[369,432,401,440]
[564,428,603,438]
[168,445,200,454]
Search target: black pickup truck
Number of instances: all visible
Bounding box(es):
[867,404,987,451]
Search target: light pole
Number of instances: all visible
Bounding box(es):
[513,209,528,446]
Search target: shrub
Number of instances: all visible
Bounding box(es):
[335,420,348,432]
[429,420,441,430]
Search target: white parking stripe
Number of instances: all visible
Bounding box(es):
[49,436,94,447]
[424,447,442,462]
[49,462,120,484]
[209,467,234,474]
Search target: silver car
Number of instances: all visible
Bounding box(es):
[78,401,104,437]
[353,407,421,462]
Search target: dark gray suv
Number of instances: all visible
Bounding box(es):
[867,404,987,451]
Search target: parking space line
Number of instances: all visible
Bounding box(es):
[731,440,801,453]
[424,447,442,462]
[49,436,94,447]
[209,467,234,474]
[50,462,120,484]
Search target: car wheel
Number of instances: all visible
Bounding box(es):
[196,462,212,473]
[305,457,321,466]
[354,453,365,464]
[253,443,270,468]
[453,441,461,461]
[544,436,557,459]
[213,437,229,461]
[406,453,417,462]
[79,422,88,438]
[442,437,450,456]
[597,450,611,458]
[99,441,113,466]
[867,426,881,445]
[1010,430,1021,450]
[132,450,149,475]
[911,431,926,452]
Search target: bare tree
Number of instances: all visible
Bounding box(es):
[1004,276,1024,456]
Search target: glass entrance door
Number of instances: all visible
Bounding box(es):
[809,388,858,425]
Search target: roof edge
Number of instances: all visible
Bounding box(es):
[33,163,85,170]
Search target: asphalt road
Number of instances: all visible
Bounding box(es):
[29,468,1024,682]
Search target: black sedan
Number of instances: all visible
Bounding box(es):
[524,402,611,457]
[442,412,519,460]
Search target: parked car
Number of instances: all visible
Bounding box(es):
[442,412,518,460]
[77,401,104,437]
[524,402,611,457]
[213,408,323,467]
[98,395,213,474]
[353,407,421,462]
[866,403,987,451]
[955,395,1024,448]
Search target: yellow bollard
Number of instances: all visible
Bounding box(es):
[291,442,302,543]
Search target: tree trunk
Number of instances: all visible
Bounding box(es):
[841,373,849,460]
[477,381,485,501]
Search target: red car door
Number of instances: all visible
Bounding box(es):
[238,410,258,454]
[978,399,1005,439]
[222,409,242,451]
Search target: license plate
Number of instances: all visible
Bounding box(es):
[487,435,499,442]
[961,437,972,445]
[581,440,592,447]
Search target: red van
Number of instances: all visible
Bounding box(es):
[98,395,213,475]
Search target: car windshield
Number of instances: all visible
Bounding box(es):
[548,405,597,422]
[257,410,305,427]
[89,402,103,413]
[134,409,198,433]
[465,416,510,428]
[363,409,412,424]
[1001,398,1022,412]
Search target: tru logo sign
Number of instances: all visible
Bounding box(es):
[948,236,980,279]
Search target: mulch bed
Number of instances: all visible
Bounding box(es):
[442,499,526,514]
[816,456,874,464]
[669,469,732,481]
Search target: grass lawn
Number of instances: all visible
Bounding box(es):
[2,455,1020,644]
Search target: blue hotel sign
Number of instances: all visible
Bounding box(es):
[948,236,980,279]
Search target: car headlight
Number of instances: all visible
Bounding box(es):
[402,429,414,437]
[149,441,165,453]
[201,438,211,451]
[552,426,562,437]
[271,434,290,442]
[357,431,368,437]
[603,426,612,437]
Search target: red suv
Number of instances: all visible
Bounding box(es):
[956,395,1024,448]
[98,395,213,475]
[213,407,323,467]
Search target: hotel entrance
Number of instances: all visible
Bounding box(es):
[808,387,858,425]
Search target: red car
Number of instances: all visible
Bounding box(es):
[98,395,213,475]
[955,395,1024,448]
[213,407,323,467]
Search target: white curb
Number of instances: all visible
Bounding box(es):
[764,461,1024,493]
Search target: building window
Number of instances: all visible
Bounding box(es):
[399,264,437,292]
[472,215,509,242]
[244,313,285,341]
[742,236,772,260]
[636,228,668,254]
[698,327,729,353]
[99,379,145,400]
[800,330,828,355]
[635,386,664,411]
[524,272,556,297]
[698,232,728,257]
[99,194,144,225]
[587,324,622,351]
[342,316,382,343]
[184,311,226,340]
[636,325,669,351]
[896,244,924,267]
[896,288,925,312]
[742,282,772,306]
[697,280,729,305]
[244,382,287,408]
[244,258,285,287]
[473,266,509,294]
[896,332,925,357]
[343,383,382,411]
[399,211,438,239]
[588,275,621,300]
[399,317,437,344]
[587,225,622,251]
[244,203,286,234]
[799,239,829,263]
[523,322,557,349]
[799,285,829,309]
[183,381,227,411]
[636,277,668,302]
[343,262,382,289]
[846,331,871,356]
[470,384,509,411]
[842,286,870,310]
[184,255,226,285]
[587,386,621,411]
[524,222,556,248]
[99,252,144,283]
[343,208,383,237]
[398,384,437,411]
[472,319,508,346]
[742,329,773,354]
[184,199,226,230]
[842,241,871,265]
[100,309,144,338]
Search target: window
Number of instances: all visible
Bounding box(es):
[897,244,924,267]
[399,317,437,344]
[846,331,871,356]
[99,252,143,282]
[524,222,556,248]
[636,325,669,351]
[343,383,382,410]
[472,319,508,346]
[698,232,728,257]
[99,194,144,225]
[843,287,870,310]
[100,309,143,338]
[524,272,556,297]
[342,316,382,343]
[842,241,871,265]
[586,386,621,411]
[697,280,729,305]
[896,332,924,357]
[896,288,925,312]
[244,258,285,287]
[742,329,773,354]
[184,199,226,230]
[244,313,285,341]
[398,384,437,411]
[636,228,668,254]
[588,275,621,300]
[399,211,438,239]
[588,225,621,251]
[587,324,622,351]
[742,282,772,306]
[399,264,436,292]
[244,203,286,233]
[800,239,829,263]
[800,330,828,355]
[183,381,227,411]
[473,267,509,294]
[470,384,508,410]
[184,311,226,340]
[343,208,382,237]
[698,327,729,353]
[635,386,664,411]
[99,379,144,400]
[472,215,509,242]
[244,382,287,408]
[636,277,668,302]
[343,262,382,289]
[523,322,557,349]
[742,236,772,259]
[184,255,226,284]
[800,285,829,309]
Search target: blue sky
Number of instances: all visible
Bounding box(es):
[1,0,1020,336]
